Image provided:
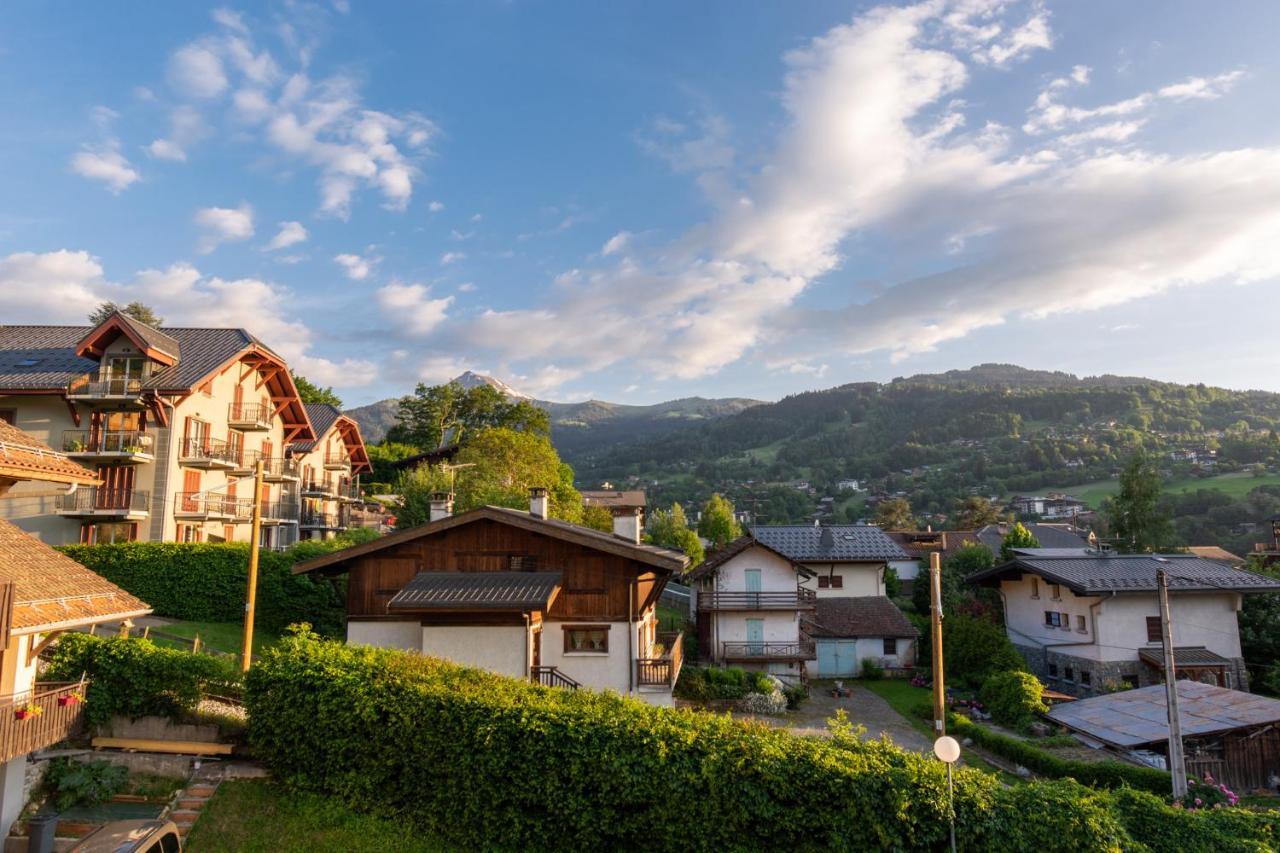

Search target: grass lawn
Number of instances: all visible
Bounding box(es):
[146,620,280,658]
[1032,470,1280,509]
[185,780,443,852]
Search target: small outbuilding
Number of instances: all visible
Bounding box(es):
[804,596,918,678]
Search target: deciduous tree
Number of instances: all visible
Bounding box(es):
[89,301,163,327]
[874,498,915,531]
[291,372,343,407]
[697,494,741,549]
[1105,452,1174,553]
[1000,523,1040,562]
[387,381,549,449]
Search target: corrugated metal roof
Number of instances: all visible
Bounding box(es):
[387,571,562,611]
[969,553,1280,595]
[1137,646,1232,668]
[1046,681,1280,747]
[751,524,910,562]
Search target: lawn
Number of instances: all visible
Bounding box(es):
[145,620,280,658]
[1033,470,1280,509]
[185,780,442,852]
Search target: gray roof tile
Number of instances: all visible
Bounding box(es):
[387,570,562,611]
[804,596,919,638]
[751,524,910,562]
[290,404,342,452]
[969,553,1280,595]
[976,522,1091,551]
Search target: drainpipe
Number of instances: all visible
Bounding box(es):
[628,579,635,694]
[522,612,530,679]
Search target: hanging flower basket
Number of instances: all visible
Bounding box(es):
[15,703,43,721]
[58,692,83,707]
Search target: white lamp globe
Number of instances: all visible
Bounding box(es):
[934,735,961,764]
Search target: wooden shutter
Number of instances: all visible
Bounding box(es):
[182,470,201,512]
[0,582,13,652]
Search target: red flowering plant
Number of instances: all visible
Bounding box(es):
[1175,773,1239,810]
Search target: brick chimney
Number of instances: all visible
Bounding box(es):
[612,507,642,545]
[429,492,454,522]
[529,486,549,520]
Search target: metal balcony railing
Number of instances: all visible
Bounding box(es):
[697,588,818,611]
[178,437,237,466]
[66,374,145,400]
[62,430,154,457]
[300,510,342,529]
[324,450,351,470]
[227,402,273,430]
[57,488,150,516]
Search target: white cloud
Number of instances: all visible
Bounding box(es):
[457,282,476,293]
[211,7,249,35]
[601,231,630,256]
[266,221,308,250]
[0,250,109,322]
[333,252,378,280]
[1057,120,1145,147]
[69,143,140,192]
[146,106,206,162]
[428,200,444,212]
[194,203,254,253]
[1157,70,1244,101]
[440,251,465,265]
[168,43,229,98]
[376,282,453,335]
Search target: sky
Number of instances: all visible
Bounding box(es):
[2,1,1280,407]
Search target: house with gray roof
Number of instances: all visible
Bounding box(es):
[0,312,362,547]
[968,552,1280,696]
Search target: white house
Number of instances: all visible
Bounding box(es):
[805,597,918,678]
[967,551,1280,696]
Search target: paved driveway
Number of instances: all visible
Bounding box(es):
[747,684,933,753]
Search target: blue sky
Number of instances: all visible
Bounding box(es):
[3,1,1279,406]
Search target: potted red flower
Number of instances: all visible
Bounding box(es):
[57,692,83,708]
[15,702,43,721]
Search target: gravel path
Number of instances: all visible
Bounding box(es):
[748,685,933,752]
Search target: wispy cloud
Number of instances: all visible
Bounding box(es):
[194,203,254,253]
[265,220,308,250]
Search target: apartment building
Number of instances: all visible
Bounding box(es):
[0,312,315,546]
[288,403,371,541]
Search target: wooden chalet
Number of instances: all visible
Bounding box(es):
[294,489,689,705]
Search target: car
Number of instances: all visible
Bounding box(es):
[69,819,181,853]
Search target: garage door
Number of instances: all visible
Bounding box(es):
[816,639,859,677]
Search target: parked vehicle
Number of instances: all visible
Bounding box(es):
[70,819,181,852]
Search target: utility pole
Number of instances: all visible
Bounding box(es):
[241,458,265,673]
[1157,569,1188,798]
[929,552,946,736]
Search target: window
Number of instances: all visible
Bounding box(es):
[1030,578,1039,599]
[1047,663,1059,678]
[1080,671,1092,687]
[564,625,609,654]
[818,576,830,589]
[1146,616,1163,643]
[1076,615,1087,633]
[176,524,202,543]
[1064,666,1075,682]
[1059,612,1070,630]
[1050,583,1062,601]
[883,638,898,656]
[1045,611,1060,627]
[830,575,843,589]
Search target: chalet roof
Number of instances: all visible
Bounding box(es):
[1137,646,1232,670]
[292,504,690,575]
[975,522,1090,552]
[0,519,151,632]
[580,490,647,510]
[1046,681,1280,748]
[1185,546,1245,566]
[967,553,1280,596]
[803,596,919,639]
[290,403,342,451]
[751,524,910,562]
[76,312,181,363]
[684,535,815,582]
[289,404,371,472]
[885,529,983,562]
[387,571,562,611]
[0,421,100,487]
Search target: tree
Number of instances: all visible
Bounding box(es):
[697,494,741,550]
[955,496,1001,529]
[365,441,424,487]
[388,381,549,449]
[1105,452,1174,553]
[874,498,915,531]
[291,372,343,407]
[647,503,705,568]
[1000,523,1040,562]
[89,301,162,327]
[581,504,614,533]
[912,542,995,615]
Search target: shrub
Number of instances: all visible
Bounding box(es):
[739,691,787,715]
[43,633,240,727]
[782,683,808,710]
[55,537,374,636]
[40,758,127,811]
[943,613,1027,687]
[979,670,1047,729]
[246,631,1280,851]
[674,666,771,701]
[860,658,884,680]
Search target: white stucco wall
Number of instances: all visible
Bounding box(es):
[890,559,920,581]
[540,622,635,694]
[714,546,800,592]
[999,573,1100,650]
[421,625,528,678]
[799,562,884,597]
[1097,592,1243,659]
[348,620,422,651]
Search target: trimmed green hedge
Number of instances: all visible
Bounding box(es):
[56,535,375,636]
[246,630,1280,851]
[44,633,239,727]
[948,713,1172,795]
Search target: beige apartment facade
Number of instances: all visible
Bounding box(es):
[288,404,371,541]
[0,312,332,547]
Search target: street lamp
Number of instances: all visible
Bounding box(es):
[934,735,961,853]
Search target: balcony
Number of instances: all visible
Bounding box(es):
[65,374,147,406]
[335,481,361,502]
[173,493,250,521]
[57,487,150,519]
[324,450,351,471]
[697,588,818,611]
[300,478,336,497]
[300,510,343,530]
[0,682,89,764]
[636,631,684,688]
[721,639,817,663]
[259,501,299,525]
[227,402,273,431]
[62,430,155,463]
[178,437,238,469]
[262,457,300,482]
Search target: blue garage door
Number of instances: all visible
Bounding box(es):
[816,639,858,677]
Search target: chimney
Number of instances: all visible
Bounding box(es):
[429,492,454,522]
[529,487,549,520]
[612,508,642,545]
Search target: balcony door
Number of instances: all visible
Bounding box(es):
[103,356,146,393]
[182,470,201,512]
[97,466,133,509]
[744,569,761,609]
[100,411,140,452]
[746,618,764,657]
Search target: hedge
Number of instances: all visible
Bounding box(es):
[948,713,1173,795]
[55,535,375,636]
[246,630,1280,851]
[44,633,240,727]
[979,670,1047,729]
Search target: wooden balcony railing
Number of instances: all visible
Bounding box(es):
[531,666,582,690]
[697,588,817,611]
[721,639,817,662]
[0,681,88,764]
[636,631,684,688]
[62,430,154,457]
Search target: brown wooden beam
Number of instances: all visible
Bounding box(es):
[27,631,63,667]
[63,398,80,428]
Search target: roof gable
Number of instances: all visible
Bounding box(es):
[75,312,180,366]
[968,553,1280,595]
[686,535,812,581]
[751,524,911,562]
[291,404,370,473]
[294,505,689,575]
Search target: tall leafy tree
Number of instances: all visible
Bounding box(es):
[1000,522,1040,562]
[697,494,741,549]
[874,498,915,531]
[955,496,1001,529]
[291,372,343,407]
[912,543,995,614]
[89,301,163,327]
[647,503,704,568]
[581,504,615,533]
[1105,452,1175,553]
[388,381,549,449]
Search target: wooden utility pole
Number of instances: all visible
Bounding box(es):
[1157,569,1188,798]
[929,552,946,736]
[241,458,265,673]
